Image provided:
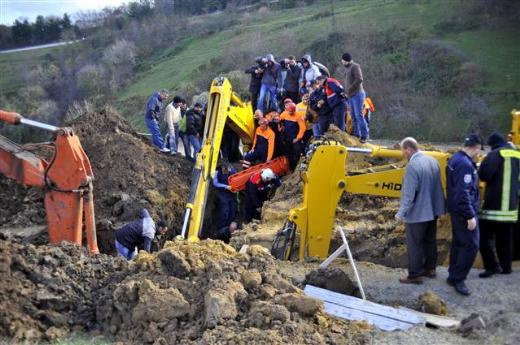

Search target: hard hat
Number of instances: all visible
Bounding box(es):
[261,168,275,182]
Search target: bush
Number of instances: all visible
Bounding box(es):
[76,64,107,100]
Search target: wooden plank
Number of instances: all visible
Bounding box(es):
[323,301,417,331]
[398,307,460,329]
[304,285,424,324]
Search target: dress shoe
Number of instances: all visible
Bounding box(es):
[454,281,471,296]
[423,269,436,278]
[479,268,501,278]
[399,276,423,284]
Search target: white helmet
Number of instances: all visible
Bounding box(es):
[261,168,275,182]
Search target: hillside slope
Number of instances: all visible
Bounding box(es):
[114,0,519,141]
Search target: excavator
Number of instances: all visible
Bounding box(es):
[0,110,99,254]
[272,109,520,261]
[181,77,290,240]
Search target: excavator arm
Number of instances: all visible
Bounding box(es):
[274,140,450,261]
[181,77,255,240]
[0,110,99,254]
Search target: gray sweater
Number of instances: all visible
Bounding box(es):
[397,152,446,223]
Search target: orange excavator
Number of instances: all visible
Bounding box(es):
[0,109,99,254]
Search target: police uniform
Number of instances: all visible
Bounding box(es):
[446,150,480,284]
[479,133,520,274]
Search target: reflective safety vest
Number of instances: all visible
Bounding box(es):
[480,148,520,222]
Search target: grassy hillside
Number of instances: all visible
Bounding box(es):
[2,0,519,141]
[0,47,59,94]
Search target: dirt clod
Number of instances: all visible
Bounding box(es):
[418,290,448,316]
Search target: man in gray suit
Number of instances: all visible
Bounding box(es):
[396,137,446,284]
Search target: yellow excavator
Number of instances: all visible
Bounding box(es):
[181,77,255,240]
[272,110,520,261]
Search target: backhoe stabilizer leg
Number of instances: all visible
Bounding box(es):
[84,184,99,255]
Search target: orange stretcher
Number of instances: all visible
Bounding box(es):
[229,156,290,192]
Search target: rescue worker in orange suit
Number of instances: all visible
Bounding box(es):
[318,76,348,131]
[280,102,306,170]
[268,111,284,158]
[212,163,237,230]
[244,168,281,223]
[296,92,312,150]
[243,117,275,168]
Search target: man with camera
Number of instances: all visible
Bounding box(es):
[258,54,281,114]
[245,57,266,111]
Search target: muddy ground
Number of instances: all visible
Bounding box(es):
[278,260,520,345]
[0,238,370,344]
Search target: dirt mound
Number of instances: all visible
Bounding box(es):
[0,239,370,344]
[0,239,128,342]
[0,176,45,228]
[1,107,192,253]
[96,240,370,344]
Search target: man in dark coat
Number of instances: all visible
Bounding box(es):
[245,57,265,111]
[446,134,483,295]
[478,132,520,277]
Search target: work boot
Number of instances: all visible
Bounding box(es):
[454,281,471,296]
[399,276,423,285]
[479,268,501,278]
[422,269,437,278]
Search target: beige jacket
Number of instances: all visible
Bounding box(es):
[164,102,181,130]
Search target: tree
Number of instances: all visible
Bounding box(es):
[11,19,32,45]
[127,0,154,19]
[32,15,46,43]
[62,13,72,30]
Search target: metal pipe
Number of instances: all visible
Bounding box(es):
[180,208,191,238]
[339,227,366,300]
[20,118,60,132]
[345,147,373,154]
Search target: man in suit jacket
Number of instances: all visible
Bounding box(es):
[396,137,446,284]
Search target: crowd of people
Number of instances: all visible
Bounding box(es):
[396,133,520,296]
[144,91,205,161]
[131,52,520,300]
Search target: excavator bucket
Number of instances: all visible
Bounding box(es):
[228,156,291,192]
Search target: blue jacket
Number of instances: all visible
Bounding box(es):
[213,167,236,200]
[115,209,156,252]
[145,92,163,121]
[446,151,479,219]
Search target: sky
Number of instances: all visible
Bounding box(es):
[0,0,129,25]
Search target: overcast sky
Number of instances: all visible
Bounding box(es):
[0,0,129,25]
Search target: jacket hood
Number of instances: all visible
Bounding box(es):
[266,54,276,63]
[487,132,507,149]
[301,54,312,64]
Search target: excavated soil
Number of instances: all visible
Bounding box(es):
[233,125,454,268]
[0,108,192,253]
[0,238,371,344]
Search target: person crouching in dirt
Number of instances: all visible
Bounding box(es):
[244,168,281,223]
[114,209,168,260]
[395,137,446,285]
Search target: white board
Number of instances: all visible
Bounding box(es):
[304,285,425,331]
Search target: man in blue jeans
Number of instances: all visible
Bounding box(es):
[183,102,203,161]
[341,53,368,143]
[145,89,170,152]
[257,54,281,114]
[114,209,168,260]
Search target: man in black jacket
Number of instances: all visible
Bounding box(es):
[184,103,203,161]
[446,134,483,295]
[282,55,302,103]
[309,77,333,135]
[245,57,265,111]
[478,132,520,277]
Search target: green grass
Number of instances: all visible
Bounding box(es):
[0,46,60,94]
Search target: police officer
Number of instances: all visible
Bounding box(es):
[446,134,483,295]
[478,132,520,277]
